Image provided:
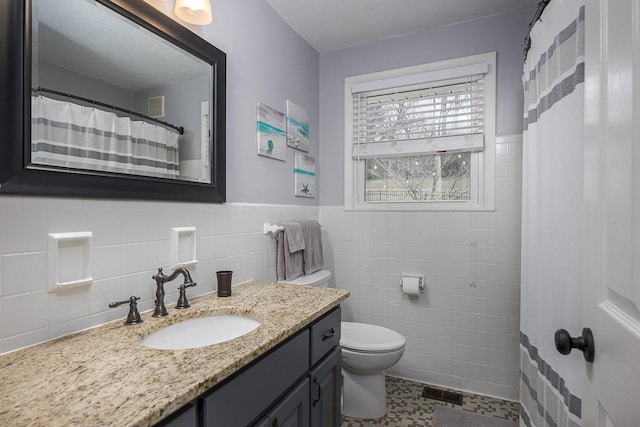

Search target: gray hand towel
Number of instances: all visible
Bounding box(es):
[284,222,305,253]
[300,220,323,275]
[276,229,304,281]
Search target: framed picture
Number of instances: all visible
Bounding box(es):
[256,102,286,161]
[286,100,310,152]
[294,152,315,198]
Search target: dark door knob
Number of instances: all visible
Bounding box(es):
[554,328,595,362]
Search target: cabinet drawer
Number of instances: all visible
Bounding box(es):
[309,307,341,366]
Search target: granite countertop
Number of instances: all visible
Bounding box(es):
[0,281,349,427]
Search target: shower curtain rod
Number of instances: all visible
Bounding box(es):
[32,87,184,135]
[523,0,552,60]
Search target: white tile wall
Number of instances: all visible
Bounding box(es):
[320,136,523,401]
[0,200,317,354]
[0,139,522,403]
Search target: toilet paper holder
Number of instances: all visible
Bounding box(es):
[400,273,425,292]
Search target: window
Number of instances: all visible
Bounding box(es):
[344,52,496,210]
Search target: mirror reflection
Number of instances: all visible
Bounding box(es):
[31,0,212,183]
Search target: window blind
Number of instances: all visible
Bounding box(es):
[352,74,486,159]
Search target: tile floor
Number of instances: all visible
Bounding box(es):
[341,376,520,427]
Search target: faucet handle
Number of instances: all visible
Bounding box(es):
[176,282,197,309]
[108,296,143,325]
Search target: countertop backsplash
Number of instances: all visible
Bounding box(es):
[0,200,319,355]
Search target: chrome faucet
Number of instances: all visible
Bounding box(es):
[152,267,196,317]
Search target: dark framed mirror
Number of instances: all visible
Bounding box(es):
[0,0,226,202]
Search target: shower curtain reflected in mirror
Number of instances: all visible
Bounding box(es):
[31,95,180,179]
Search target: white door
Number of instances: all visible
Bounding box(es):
[582,0,640,425]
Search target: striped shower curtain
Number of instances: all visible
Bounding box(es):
[31,95,180,178]
[520,1,585,426]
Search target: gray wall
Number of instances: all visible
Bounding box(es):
[134,77,209,161]
[36,62,135,110]
[146,0,320,205]
[318,7,534,205]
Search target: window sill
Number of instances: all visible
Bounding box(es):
[343,203,496,213]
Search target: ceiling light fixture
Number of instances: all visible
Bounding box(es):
[174,0,212,25]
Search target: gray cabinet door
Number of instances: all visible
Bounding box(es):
[253,417,270,427]
[265,378,310,427]
[202,330,309,427]
[309,348,341,427]
[156,401,198,427]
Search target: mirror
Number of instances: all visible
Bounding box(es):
[0,0,226,202]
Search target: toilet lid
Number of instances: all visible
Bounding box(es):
[340,322,406,352]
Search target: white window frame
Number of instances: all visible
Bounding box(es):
[344,52,496,211]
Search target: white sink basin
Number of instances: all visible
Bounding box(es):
[141,315,260,350]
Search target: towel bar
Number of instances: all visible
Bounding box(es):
[264,223,284,237]
[263,222,322,238]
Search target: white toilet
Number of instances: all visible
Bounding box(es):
[278,270,406,420]
[340,322,406,419]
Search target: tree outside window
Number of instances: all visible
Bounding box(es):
[365,152,471,202]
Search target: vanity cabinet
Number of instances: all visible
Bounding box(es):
[154,306,341,427]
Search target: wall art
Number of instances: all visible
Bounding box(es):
[286,100,310,152]
[294,152,315,198]
[256,102,286,161]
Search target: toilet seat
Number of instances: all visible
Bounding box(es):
[340,322,406,353]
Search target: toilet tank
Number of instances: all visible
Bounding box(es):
[278,270,331,287]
